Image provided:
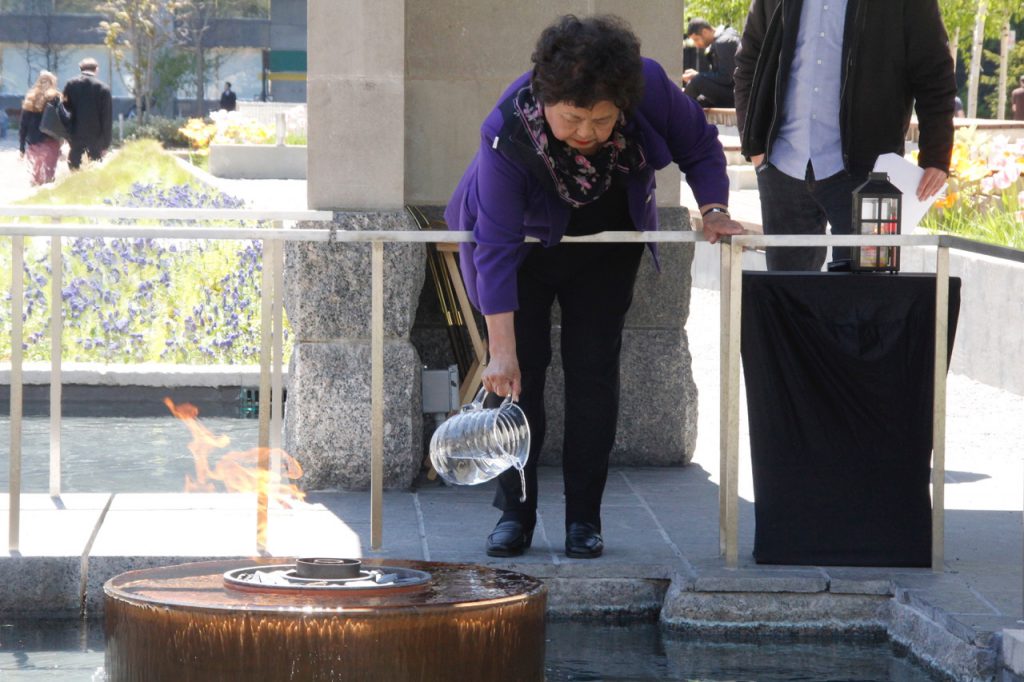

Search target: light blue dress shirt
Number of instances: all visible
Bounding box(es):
[768,0,849,180]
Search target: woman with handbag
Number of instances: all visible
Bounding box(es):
[19,70,64,186]
[446,15,743,559]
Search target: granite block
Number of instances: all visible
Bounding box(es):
[0,556,82,616]
[693,568,828,594]
[887,600,999,681]
[662,584,888,626]
[284,339,423,490]
[545,577,669,620]
[284,212,425,340]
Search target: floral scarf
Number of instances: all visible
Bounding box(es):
[513,85,646,208]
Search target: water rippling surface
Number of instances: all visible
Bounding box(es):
[0,416,262,493]
[0,619,943,681]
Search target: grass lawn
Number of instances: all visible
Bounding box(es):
[17,139,206,206]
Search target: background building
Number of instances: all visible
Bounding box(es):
[0,0,306,118]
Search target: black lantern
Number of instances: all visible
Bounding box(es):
[851,172,901,272]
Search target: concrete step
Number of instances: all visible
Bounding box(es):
[727,165,757,190]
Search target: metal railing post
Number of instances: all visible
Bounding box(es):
[718,241,731,557]
[370,241,385,550]
[8,236,24,552]
[49,227,63,498]
[932,244,950,571]
[270,223,285,454]
[724,239,743,568]
[256,235,273,553]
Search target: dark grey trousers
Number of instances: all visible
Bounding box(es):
[755,161,867,271]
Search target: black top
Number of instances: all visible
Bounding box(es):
[734,0,956,176]
[220,90,237,111]
[704,27,741,86]
[565,175,634,236]
[63,72,113,149]
[18,99,60,153]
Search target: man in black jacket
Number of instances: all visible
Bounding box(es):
[62,57,112,170]
[219,82,237,112]
[734,0,955,270]
[682,18,740,108]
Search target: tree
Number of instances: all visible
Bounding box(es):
[940,0,1024,117]
[982,35,1024,118]
[96,0,169,122]
[966,0,988,117]
[170,0,268,117]
[682,0,749,32]
[150,49,191,115]
[22,2,71,83]
[170,0,221,118]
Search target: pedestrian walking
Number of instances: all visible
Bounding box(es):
[62,57,113,170]
[19,70,63,185]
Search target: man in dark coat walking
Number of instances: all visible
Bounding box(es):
[62,57,112,170]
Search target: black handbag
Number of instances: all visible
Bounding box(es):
[39,99,68,140]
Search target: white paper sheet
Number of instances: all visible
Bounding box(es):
[872,153,947,229]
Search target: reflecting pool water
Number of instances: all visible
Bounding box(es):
[0,416,264,493]
[0,619,942,681]
[545,622,940,681]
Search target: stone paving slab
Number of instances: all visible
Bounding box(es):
[0,493,109,557]
[691,568,828,593]
[89,493,258,557]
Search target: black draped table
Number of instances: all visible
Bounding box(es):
[740,272,961,567]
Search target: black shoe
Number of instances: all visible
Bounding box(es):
[486,520,533,557]
[565,522,603,559]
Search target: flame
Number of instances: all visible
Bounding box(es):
[164,397,306,508]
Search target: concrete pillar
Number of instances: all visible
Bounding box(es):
[297,1,698,490]
[307,1,405,210]
[283,213,425,490]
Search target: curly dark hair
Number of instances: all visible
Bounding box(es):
[530,14,644,112]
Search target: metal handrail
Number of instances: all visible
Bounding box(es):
[4,211,1023,565]
[3,208,331,555]
[0,206,333,221]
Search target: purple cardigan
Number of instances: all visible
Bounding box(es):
[445,58,729,315]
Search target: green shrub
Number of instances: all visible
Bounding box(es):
[118,116,192,149]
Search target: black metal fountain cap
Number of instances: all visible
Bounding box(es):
[223,558,432,594]
[295,557,362,580]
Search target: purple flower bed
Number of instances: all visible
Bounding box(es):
[1,183,289,364]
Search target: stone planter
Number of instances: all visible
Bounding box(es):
[900,244,1024,396]
[208,144,307,180]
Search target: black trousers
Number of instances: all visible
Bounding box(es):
[492,240,644,531]
[683,74,735,108]
[68,141,104,170]
[756,161,867,271]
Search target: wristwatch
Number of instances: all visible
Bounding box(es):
[701,206,731,218]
